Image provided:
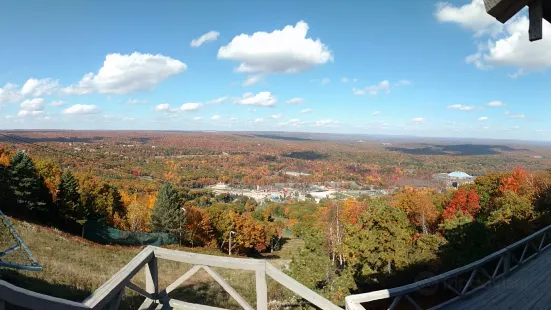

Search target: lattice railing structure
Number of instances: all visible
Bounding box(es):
[345,223,551,310]
[0,246,342,310]
[0,210,42,272]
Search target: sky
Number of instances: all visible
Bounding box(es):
[0,0,550,141]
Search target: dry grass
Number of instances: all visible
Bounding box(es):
[0,218,312,309]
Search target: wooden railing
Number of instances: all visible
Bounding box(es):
[345,223,551,310]
[0,246,341,310]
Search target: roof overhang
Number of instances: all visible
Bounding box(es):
[484,0,551,41]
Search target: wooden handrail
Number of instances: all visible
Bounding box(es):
[345,223,551,310]
[0,245,341,310]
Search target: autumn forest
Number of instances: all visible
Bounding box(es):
[2,130,551,306]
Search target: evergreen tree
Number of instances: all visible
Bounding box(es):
[57,170,82,221]
[151,183,183,237]
[9,151,49,215]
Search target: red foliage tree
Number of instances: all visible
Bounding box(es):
[442,188,481,220]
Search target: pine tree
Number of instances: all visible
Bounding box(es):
[9,151,49,215]
[151,183,183,237]
[57,170,82,221]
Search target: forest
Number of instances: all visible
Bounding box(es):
[2,131,551,305]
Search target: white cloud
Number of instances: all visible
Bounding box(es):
[20,78,59,97]
[242,75,262,86]
[211,115,221,120]
[477,116,488,121]
[218,21,333,85]
[269,114,283,119]
[434,0,501,36]
[509,113,526,119]
[410,117,425,123]
[20,98,45,111]
[286,97,304,105]
[394,80,412,86]
[278,118,303,127]
[487,100,505,107]
[313,119,340,127]
[437,1,551,74]
[49,100,65,106]
[253,118,264,123]
[235,92,276,107]
[208,96,228,104]
[17,110,43,117]
[180,102,202,111]
[63,52,187,95]
[300,108,312,114]
[190,31,220,47]
[473,16,551,74]
[341,77,349,83]
[127,98,148,105]
[154,103,172,112]
[372,111,380,116]
[62,104,100,115]
[321,78,330,85]
[0,83,23,104]
[193,116,203,121]
[447,104,477,111]
[353,80,390,95]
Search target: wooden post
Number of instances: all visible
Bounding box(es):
[529,0,543,41]
[145,256,158,300]
[256,268,268,310]
[503,251,511,274]
[108,289,124,310]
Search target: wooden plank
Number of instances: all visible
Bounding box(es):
[138,298,155,310]
[484,0,531,23]
[164,265,202,295]
[266,263,342,310]
[255,267,268,310]
[202,266,254,310]
[529,0,543,41]
[442,243,551,309]
[346,225,551,307]
[153,247,265,271]
[127,282,153,300]
[345,301,366,310]
[0,280,89,310]
[84,246,154,309]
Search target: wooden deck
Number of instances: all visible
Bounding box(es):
[444,246,551,310]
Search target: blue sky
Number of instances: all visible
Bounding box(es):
[0,0,550,141]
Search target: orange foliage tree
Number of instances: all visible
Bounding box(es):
[442,188,481,221]
[395,187,439,235]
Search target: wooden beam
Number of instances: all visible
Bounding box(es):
[484,0,532,23]
[152,247,265,271]
[163,265,202,295]
[265,263,342,310]
[84,246,154,309]
[202,266,254,310]
[529,0,544,41]
[0,280,89,310]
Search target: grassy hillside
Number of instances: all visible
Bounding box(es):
[0,218,306,309]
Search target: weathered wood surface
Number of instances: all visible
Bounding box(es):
[0,280,89,310]
[443,246,551,310]
[484,0,532,23]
